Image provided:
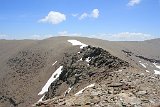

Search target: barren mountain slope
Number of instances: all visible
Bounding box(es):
[0,36,160,107]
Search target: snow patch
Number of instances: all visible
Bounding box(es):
[38,66,63,95]
[140,63,146,68]
[146,70,150,72]
[154,70,160,75]
[75,83,95,96]
[37,95,45,102]
[77,58,82,62]
[119,70,123,72]
[52,61,57,66]
[67,40,88,49]
[64,87,73,96]
[85,57,91,63]
[68,87,72,93]
[153,63,160,69]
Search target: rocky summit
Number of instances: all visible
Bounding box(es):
[43,46,129,101]
[35,45,160,107]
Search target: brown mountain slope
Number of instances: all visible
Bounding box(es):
[0,36,160,107]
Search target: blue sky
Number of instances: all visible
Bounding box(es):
[0,0,160,40]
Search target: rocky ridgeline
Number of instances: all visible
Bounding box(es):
[43,46,129,100]
[81,46,129,68]
[34,46,160,107]
[36,68,160,107]
[122,50,160,63]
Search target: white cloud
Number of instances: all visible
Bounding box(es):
[91,9,99,18]
[31,34,53,40]
[0,34,17,40]
[0,34,52,40]
[58,31,68,36]
[0,34,7,39]
[128,0,141,6]
[111,32,153,41]
[90,32,155,41]
[79,13,88,20]
[58,31,81,36]
[39,11,66,24]
[78,9,99,20]
[31,31,81,39]
[71,13,79,17]
[0,32,156,41]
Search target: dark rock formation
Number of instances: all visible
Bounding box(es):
[122,50,134,56]
[0,95,18,107]
[35,67,160,107]
[43,46,129,100]
[122,49,160,63]
[136,55,160,63]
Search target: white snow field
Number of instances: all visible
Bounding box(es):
[67,40,88,49]
[64,87,73,96]
[75,83,95,96]
[153,63,160,69]
[37,95,45,102]
[139,61,146,68]
[38,66,63,95]
[154,70,160,75]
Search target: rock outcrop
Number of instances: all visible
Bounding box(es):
[35,67,160,107]
[122,49,160,63]
[43,46,129,100]
[34,46,160,107]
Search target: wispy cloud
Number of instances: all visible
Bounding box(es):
[31,31,81,39]
[38,11,66,24]
[127,0,141,7]
[58,31,68,35]
[0,32,156,41]
[71,13,79,17]
[0,34,54,40]
[57,31,155,41]
[0,34,7,39]
[58,31,81,36]
[79,13,88,20]
[79,9,99,20]
[30,34,53,40]
[91,32,155,41]
[91,9,99,18]
[0,34,20,40]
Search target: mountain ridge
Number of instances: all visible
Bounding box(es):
[0,36,160,107]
